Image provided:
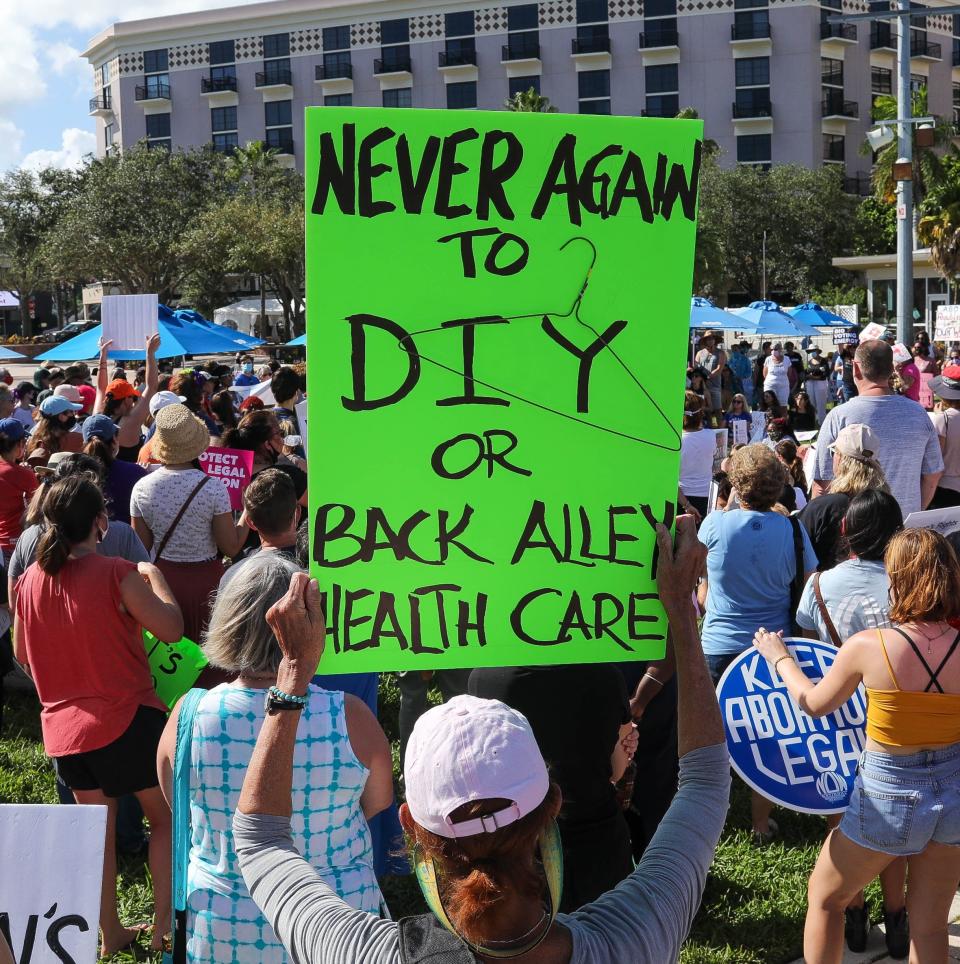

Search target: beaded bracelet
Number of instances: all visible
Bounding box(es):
[267,685,308,706]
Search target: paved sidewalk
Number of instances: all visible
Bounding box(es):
[788,893,960,963]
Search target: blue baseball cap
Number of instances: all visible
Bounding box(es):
[82,414,119,444]
[40,396,83,417]
[0,418,27,442]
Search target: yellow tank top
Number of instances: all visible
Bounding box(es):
[866,628,960,747]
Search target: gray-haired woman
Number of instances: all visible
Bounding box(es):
[156,554,393,964]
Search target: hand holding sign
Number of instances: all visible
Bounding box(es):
[655,516,706,617]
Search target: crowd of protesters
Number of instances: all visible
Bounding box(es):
[0,326,958,964]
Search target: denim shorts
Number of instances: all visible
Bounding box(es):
[706,653,739,688]
[838,742,960,856]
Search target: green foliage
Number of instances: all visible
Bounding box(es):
[807,281,866,312]
[864,90,954,205]
[504,88,557,112]
[852,195,896,256]
[694,163,856,300]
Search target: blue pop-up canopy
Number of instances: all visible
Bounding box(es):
[788,301,856,329]
[0,347,27,360]
[36,314,263,361]
[173,309,265,349]
[286,333,306,346]
[730,300,822,338]
[690,296,758,330]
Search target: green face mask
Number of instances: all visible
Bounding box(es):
[412,819,564,959]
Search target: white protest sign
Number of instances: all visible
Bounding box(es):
[794,430,817,444]
[712,428,728,474]
[858,321,888,342]
[100,294,158,351]
[295,399,308,456]
[935,304,960,342]
[904,505,960,539]
[731,418,749,446]
[229,379,276,406]
[0,804,106,963]
[892,343,912,364]
[749,411,766,443]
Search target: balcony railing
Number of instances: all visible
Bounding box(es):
[571,36,611,54]
[256,67,293,87]
[316,62,353,80]
[501,38,541,60]
[910,35,942,59]
[871,26,896,50]
[135,82,170,101]
[820,22,856,41]
[732,99,772,118]
[731,21,771,40]
[374,55,412,74]
[639,27,679,48]
[266,133,294,154]
[89,93,112,112]
[201,75,237,93]
[821,95,858,118]
[439,49,477,66]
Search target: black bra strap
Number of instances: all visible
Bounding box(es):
[890,626,960,693]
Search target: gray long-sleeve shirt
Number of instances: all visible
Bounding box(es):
[233,741,730,963]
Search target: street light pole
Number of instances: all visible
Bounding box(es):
[895,0,913,347]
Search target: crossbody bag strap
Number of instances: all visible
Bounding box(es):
[812,573,843,648]
[789,515,805,610]
[154,475,210,562]
[169,687,205,964]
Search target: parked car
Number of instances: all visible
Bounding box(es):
[50,320,97,343]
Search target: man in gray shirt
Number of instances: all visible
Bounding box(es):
[813,340,943,516]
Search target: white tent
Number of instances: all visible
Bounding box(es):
[213,299,286,338]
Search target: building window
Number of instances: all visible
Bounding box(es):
[872,66,892,94]
[104,122,115,155]
[211,106,237,132]
[383,87,413,107]
[145,113,171,150]
[209,40,235,65]
[509,75,541,97]
[323,26,351,50]
[734,55,770,117]
[505,3,540,58]
[379,19,411,71]
[265,100,293,153]
[737,133,771,164]
[733,4,769,40]
[823,133,845,163]
[644,63,678,116]
[444,11,476,64]
[643,0,677,47]
[821,57,843,86]
[99,63,110,88]
[954,83,960,125]
[578,69,610,113]
[325,93,353,106]
[263,33,290,58]
[911,72,927,92]
[321,26,352,79]
[143,49,168,74]
[575,0,609,52]
[213,132,239,153]
[447,81,477,109]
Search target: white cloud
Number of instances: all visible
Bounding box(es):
[0,120,25,171]
[0,22,46,107]
[21,128,95,171]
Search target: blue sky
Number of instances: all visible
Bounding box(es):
[0,0,262,171]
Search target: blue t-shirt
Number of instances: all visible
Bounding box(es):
[234,373,259,387]
[698,509,818,656]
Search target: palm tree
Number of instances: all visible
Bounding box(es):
[863,88,954,204]
[504,88,557,112]
[674,106,719,157]
[918,184,960,300]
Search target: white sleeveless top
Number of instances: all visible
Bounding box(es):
[186,683,385,963]
[764,357,790,388]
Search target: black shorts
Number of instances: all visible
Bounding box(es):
[53,705,167,798]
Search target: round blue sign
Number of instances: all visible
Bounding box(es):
[716,638,867,815]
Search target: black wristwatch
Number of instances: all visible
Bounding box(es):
[265,691,307,715]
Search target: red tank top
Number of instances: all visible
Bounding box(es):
[15,553,165,756]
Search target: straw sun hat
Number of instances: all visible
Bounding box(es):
[151,403,210,464]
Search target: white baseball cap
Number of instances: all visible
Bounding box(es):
[149,390,186,416]
[404,695,550,840]
[829,423,881,461]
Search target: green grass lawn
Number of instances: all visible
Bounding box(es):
[0,680,881,964]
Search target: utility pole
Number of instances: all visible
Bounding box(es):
[895,0,913,347]
[828,2,960,345]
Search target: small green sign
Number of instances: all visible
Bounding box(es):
[143,631,207,709]
[305,108,701,673]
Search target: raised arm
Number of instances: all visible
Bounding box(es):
[117,334,160,448]
[559,518,730,963]
[233,573,401,964]
[94,338,113,413]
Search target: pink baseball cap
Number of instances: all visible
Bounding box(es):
[404,695,550,839]
[77,384,96,413]
[53,384,83,404]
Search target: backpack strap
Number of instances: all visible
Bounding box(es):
[812,573,843,648]
[169,687,205,964]
[154,475,210,562]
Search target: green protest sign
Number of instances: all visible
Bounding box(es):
[143,631,207,709]
[305,108,701,673]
